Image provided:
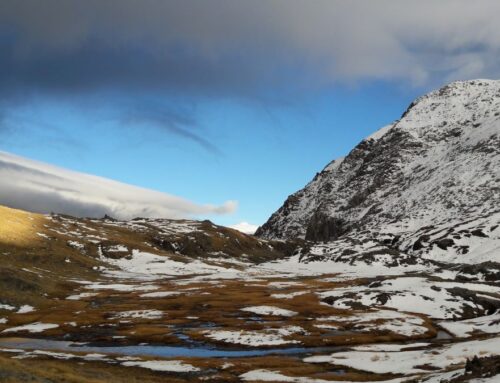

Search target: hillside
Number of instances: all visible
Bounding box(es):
[0,202,499,382]
[256,79,500,264]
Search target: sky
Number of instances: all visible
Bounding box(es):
[1,1,500,232]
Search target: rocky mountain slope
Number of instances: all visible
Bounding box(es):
[256,79,500,264]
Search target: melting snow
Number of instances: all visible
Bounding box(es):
[2,322,59,333]
[304,336,500,375]
[122,360,200,372]
[66,292,99,300]
[203,327,304,347]
[17,305,35,314]
[111,310,163,320]
[241,306,297,317]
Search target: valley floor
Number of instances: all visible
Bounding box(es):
[0,206,499,382]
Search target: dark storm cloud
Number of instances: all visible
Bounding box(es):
[2,1,500,93]
[1,1,500,116]
[0,0,305,101]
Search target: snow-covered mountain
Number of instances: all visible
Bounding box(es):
[256,79,500,264]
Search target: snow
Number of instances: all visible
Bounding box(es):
[122,360,200,372]
[267,281,304,289]
[105,245,128,252]
[304,336,500,375]
[317,309,429,337]
[366,123,394,141]
[440,312,500,337]
[111,310,163,320]
[2,322,59,333]
[421,369,465,383]
[67,240,85,251]
[256,80,500,266]
[84,282,159,292]
[0,348,24,353]
[467,377,500,383]
[257,253,432,280]
[102,218,202,235]
[203,327,304,346]
[318,277,499,319]
[0,348,116,363]
[271,291,308,299]
[240,369,333,383]
[100,249,238,279]
[17,305,35,314]
[240,369,411,383]
[351,343,430,352]
[66,292,99,300]
[241,306,297,317]
[13,350,77,360]
[83,353,110,361]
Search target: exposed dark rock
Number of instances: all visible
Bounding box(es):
[450,355,500,382]
[434,238,455,250]
[455,261,500,282]
[471,229,488,238]
[305,212,348,242]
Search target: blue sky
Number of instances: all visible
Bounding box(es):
[2,82,421,227]
[1,1,499,228]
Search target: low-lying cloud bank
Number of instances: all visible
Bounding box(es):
[230,222,259,235]
[0,151,237,220]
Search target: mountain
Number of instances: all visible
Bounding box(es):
[256,79,500,264]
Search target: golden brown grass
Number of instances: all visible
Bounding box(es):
[0,205,45,247]
[0,204,444,382]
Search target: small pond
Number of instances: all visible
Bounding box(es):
[0,337,341,358]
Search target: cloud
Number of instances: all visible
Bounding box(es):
[2,0,500,102]
[0,150,237,220]
[230,222,259,235]
[121,105,220,155]
[2,1,500,150]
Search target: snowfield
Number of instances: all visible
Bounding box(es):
[318,276,500,319]
[304,336,500,375]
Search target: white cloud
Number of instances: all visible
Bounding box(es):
[0,150,237,220]
[230,222,259,235]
